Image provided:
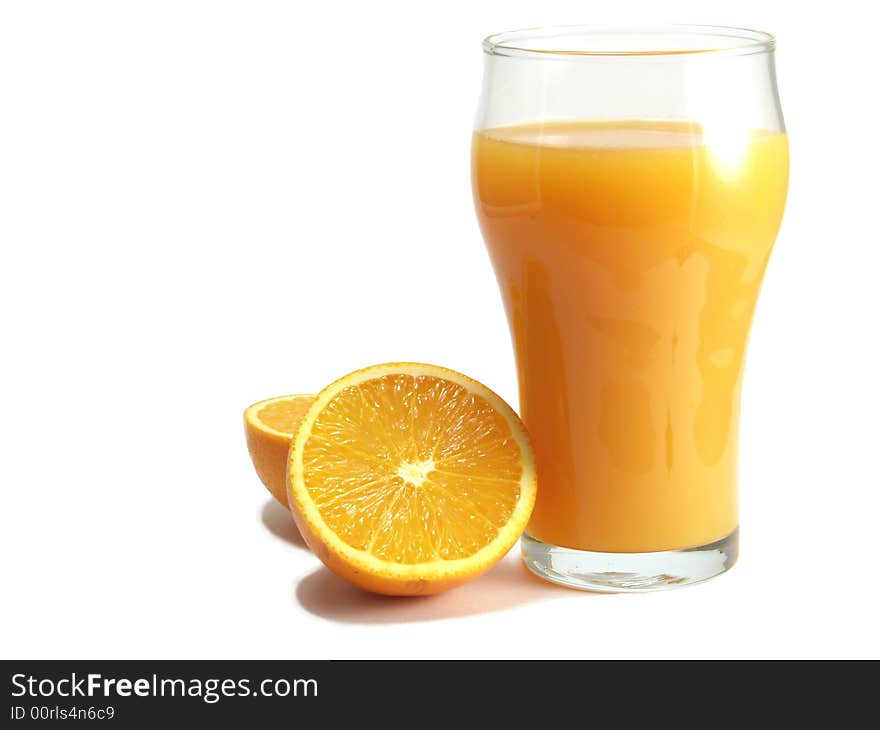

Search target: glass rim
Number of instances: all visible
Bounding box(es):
[482,24,776,59]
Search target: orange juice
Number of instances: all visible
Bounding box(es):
[473,120,788,553]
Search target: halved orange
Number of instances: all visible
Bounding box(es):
[287,363,536,595]
[244,394,316,505]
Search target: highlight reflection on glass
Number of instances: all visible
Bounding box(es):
[471,26,788,591]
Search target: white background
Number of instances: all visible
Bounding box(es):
[2,0,878,660]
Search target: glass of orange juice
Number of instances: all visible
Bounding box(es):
[472,26,788,591]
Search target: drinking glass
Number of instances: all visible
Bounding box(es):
[471,26,788,591]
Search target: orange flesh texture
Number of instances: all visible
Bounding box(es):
[299,374,523,563]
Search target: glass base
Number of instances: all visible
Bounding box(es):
[521,528,738,593]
